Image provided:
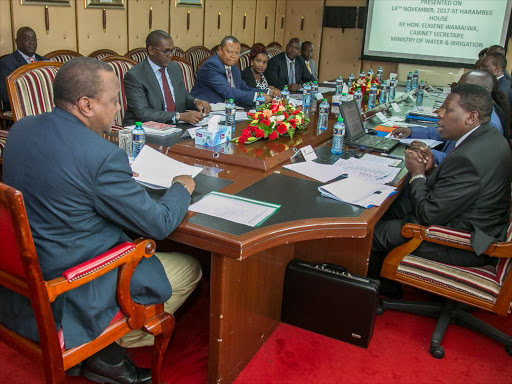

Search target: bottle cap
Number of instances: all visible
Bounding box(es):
[313,81,318,84]
[228,98,234,102]
[135,122,142,127]
[342,93,346,95]
[323,98,327,102]
[337,116,344,122]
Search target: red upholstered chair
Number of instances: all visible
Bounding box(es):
[0,182,174,384]
[185,46,212,75]
[266,47,282,59]
[210,44,220,55]
[125,48,148,63]
[240,43,251,53]
[6,61,63,122]
[267,42,282,50]
[173,46,186,59]
[45,50,83,63]
[237,51,251,72]
[89,49,118,60]
[379,218,512,358]
[172,57,195,93]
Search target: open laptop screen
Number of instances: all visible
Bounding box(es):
[339,100,365,141]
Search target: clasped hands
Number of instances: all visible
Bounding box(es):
[404,141,434,177]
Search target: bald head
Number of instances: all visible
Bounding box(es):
[458,70,494,93]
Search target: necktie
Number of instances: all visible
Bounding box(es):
[29,58,35,63]
[305,61,311,73]
[288,61,295,84]
[226,67,234,87]
[159,67,175,112]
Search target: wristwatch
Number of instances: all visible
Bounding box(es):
[176,112,180,122]
[409,174,426,184]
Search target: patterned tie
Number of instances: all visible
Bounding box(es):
[226,67,234,87]
[159,67,175,112]
[305,61,311,73]
[288,61,295,84]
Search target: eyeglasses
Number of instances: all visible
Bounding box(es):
[153,47,175,56]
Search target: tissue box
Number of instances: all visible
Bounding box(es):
[194,125,232,147]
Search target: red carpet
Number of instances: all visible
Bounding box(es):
[1,281,511,384]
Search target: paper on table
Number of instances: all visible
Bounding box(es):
[333,157,401,184]
[284,161,347,183]
[317,87,335,94]
[395,138,443,148]
[181,127,200,138]
[132,146,202,189]
[188,191,280,227]
[323,81,336,85]
[361,153,402,167]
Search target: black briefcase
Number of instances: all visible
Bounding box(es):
[281,259,380,348]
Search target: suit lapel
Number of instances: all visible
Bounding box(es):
[13,51,27,65]
[143,59,165,108]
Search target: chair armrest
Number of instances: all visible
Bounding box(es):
[45,239,156,302]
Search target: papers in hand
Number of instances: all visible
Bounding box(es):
[319,178,396,208]
[189,191,280,227]
[132,146,202,189]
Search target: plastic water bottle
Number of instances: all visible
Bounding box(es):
[368,68,374,78]
[255,92,266,108]
[317,98,330,133]
[132,122,145,159]
[281,85,290,104]
[389,80,397,100]
[354,87,363,112]
[359,70,365,79]
[416,80,425,106]
[405,72,413,92]
[225,98,236,136]
[379,81,388,104]
[368,83,377,110]
[302,82,312,110]
[340,92,348,105]
[376,66,383,83]
[348,73,355,88]
[331,116,345,155]
[335,75,344,95]
[311,81,319,112]
[412,69,419,89]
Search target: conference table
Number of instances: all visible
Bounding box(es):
[147,88,435,383]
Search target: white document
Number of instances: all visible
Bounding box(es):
[189,191,280,227]
[323,81,336,85]
[314,92,324,101]
[132,146,202,189]
[361,154,402,167]
[236,111,249,121]
[317,87,335,94]
[333,157,401,185]
[284,162,347,183]
[376,112,388,123]
[396,138,443,148]
[300,145,317,162]
[391,102,401,113]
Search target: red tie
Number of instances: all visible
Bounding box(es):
[159,67,175,112]
[29,58,35,63]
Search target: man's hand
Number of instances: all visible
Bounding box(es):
[270,87,281,98]
[172,175,195,195]
[408,141,427,151]
[404,148,428,176]
[179,111,203,124]
[391,127,412,138]
[288,83,300,92]
[263,93,272,103]
[195,99,211,115]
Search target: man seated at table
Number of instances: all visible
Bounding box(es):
[1,57,202,384]
[266,37,316,92]
[0,26,48,111]
[301,41,318,79]
[370,84,512,286]
[477,53,512,111]
[123,30,210,126]
[190,36,273,107]
[391,69,508,164]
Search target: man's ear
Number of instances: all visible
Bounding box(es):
[77,96,94,118]
[466,110,479,125]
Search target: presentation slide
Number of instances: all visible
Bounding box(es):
[363,0,512,66]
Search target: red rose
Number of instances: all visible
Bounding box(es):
[238,136,247,144]
[289,119,297,129]
[241,128,251,137]
[276,123,287,134]
[271,104,279,113]
[262,118,271,126]
[247,112,255,119]
[282,112,289,119]
[255,128,265,138]
[268,131,278,140]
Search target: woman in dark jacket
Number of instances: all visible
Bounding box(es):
[241,45,282,96]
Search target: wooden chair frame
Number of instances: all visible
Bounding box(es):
[44,50,83,62]
[0,182,174,384]
[88,49,118,60]
[124,48,147,63]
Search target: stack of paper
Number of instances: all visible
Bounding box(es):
[283,162,347,183]
[333,158,401,185]
[319,178,396,208]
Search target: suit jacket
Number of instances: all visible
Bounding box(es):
[240,67,282,90]
[498,75,512,112]
[190,55,259,105]
[408,123,512,255]
[123,58,196,126]
[304,58,318,79]
[265,52,316,90]
[0,50,47,110]
[1,108,191,348]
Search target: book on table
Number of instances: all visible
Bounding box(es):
[141,121,181,136]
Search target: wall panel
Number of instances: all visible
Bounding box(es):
[204,0,233,50]
[319,27,361,82]
[128,0,169,51]
[11,0,77,55]
[170,1,204,50]
[0,0,12,56]
[231,0,256,47]
[273,0,286,47]
[254,0,276,46]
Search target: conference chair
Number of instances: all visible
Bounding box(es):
[89,49,118,60]
[6,61,63,122]
[267,42,283,50]
[172,57,195,92]
[379,219,512,359]
[173,46,186,59]
[45,50,83,63]
[0,100,13,130]
[210,44,220,55]
[237,51,251,72]
[240,43,251,53]
[101,56,137,127]
[185,46,212,75]
[0,182,174,384]
[266,48,282,59]
[125,48,148,63]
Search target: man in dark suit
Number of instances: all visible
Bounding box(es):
[266,37,316,92]
[371,84,512,276]
[486,45,510,80]
[123,30,210,126]
[190,36,272,106]
[478,53,512,111]
[301,41,318,79]
[1,57,201,384]
[0,26,48,111]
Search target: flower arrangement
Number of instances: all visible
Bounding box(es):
[348,74,381,111]
[232,101,309,144]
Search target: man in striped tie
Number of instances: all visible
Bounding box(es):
[0,27,48,111]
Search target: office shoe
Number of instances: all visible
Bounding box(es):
[82,355,152,384]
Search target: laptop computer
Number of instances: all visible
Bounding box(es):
[339,100,399,153]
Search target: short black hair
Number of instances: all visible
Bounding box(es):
[287,37,301,47]
[487,45,505,55]
[53,57,113,111]
[220,36,240,47]
[16,26,35,40]
[486,52,507,70]
[451,84,493,123]
[146,30,172,49]
[302,41,313,49]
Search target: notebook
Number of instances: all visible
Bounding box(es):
[339,100,399,153]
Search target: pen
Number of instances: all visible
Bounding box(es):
[381,153,403,160]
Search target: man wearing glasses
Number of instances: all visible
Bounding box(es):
[190,36,273,107]
[0,26,48,111]
[123,30,210,126]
